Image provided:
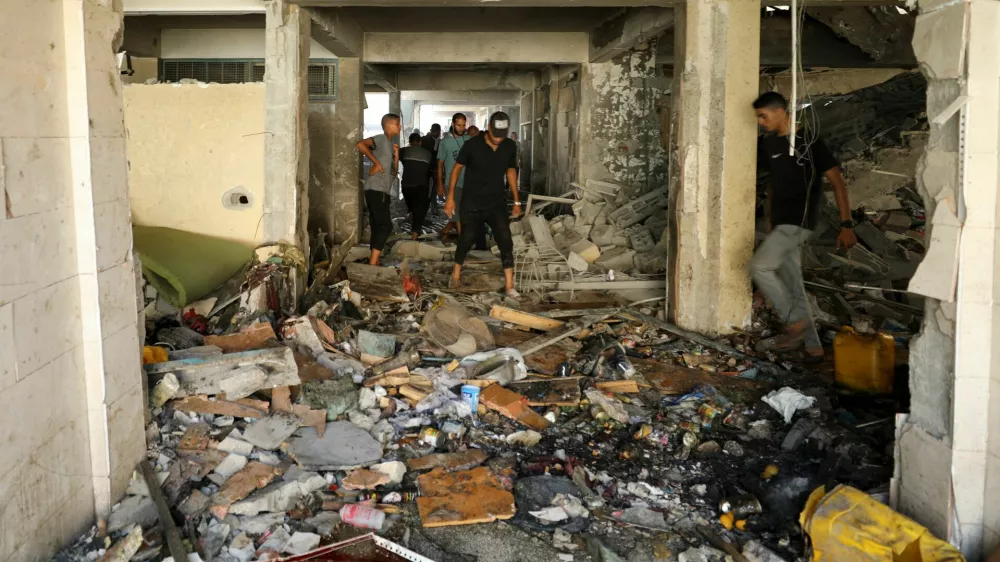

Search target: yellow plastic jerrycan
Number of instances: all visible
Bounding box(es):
[833,326,895,394]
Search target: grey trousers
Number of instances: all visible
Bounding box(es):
[750,224,821,349]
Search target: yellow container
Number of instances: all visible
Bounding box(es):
[833,327,895,394]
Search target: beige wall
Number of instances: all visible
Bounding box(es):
[0,1,144,559]
[124,83,266,246]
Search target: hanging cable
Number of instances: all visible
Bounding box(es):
[789,0,798,156]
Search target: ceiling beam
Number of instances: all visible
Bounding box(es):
[403,90,522,103]
[590,7,674,63]
[805,6,916,62]
[309,7,362,58]
[395,69,538,91]
[365,64,398,92]
[291,0,904,6]
[364,32,588,64]
[657,14,917,68]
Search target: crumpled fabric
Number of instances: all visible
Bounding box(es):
[762,387,817,424]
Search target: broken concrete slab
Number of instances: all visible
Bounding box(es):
[229,472,327,516]
[608,189,668,229]
[108,495,158,532]
[285,423,384,470]
[370,461,407,485]
[589,225,615,246]
[178,489,211,519]
[281,316,327,356]
[595,247,637,271]
[416,467,516,528]
[346,263,408,302]
[300,376,359,421]
[342,468,391,490]
[209,461,284,519]
[145,347,301,398]
[241,413,300,450]
[217,434,255,456]
[173,396,269,419]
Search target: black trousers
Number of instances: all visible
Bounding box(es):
[402,184,430,235]
[365,190,392,252]
[455,205,515,269]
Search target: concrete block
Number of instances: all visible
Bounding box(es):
[594,203,610,225]
[590,224,615,246]
[952,449,987,527]
[629,230,656,253]
[107,383,146,476]
[985,452,1000,534]
[98,261,139,337]
[90,136,129,204]
[552,230,583,252]
[574,224,593,240]
[0,208,79,304]
[567,252,589,272]
[573,200,607,225]
[634,252,666,274]
[529,215,557,250]
[569,240,600,263]
[108,495,158,532]
[95,200,132,271]
[908,204,960,301]
[242,413,301,450]
[102,324,142,407]
[595,248,636,271]
[612,233,630,248]
[13,278,84,377]
[215,454,250,480]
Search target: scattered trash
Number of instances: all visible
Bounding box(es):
[762,387,817,424]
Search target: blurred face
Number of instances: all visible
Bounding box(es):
[453,117,467,136]
[384,117,401,137]
[468,126,480,137]
[755,107,786,134]
[510,132,519,141]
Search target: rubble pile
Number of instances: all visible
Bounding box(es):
[56,240,941,562]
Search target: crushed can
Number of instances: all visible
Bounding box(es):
[723,409,749,430]
[418,427,444,448]
[674,431,698,460]
[719,494,763,519]
[698,403,726,428]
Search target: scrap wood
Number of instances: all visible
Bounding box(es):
[270,386,293,413]
[363,371,428,388]
[508,378,582,406]
[204,322,277,353]
[292,404,327,438]
[479,384,551,431]
[345,263,409,303]
[515,313,613,357]
[407,450,489,472]
[139,460,188,562]
[493,327,578,375]
[144,347,301,397]
[209,461,284,518]
[416,467,516,528]
[173,396,269,419]
[636,359,772,402]
[595,380,641,394]
[490,305,565,332]
[398,384,430,402]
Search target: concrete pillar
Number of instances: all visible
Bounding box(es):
[672,0,760,335]
[329,57,364,244]
[896,0,1000,557]
[264,0,310,249]
[401,99,415,133]
[389,91,402,119]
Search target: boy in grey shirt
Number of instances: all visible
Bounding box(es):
[356,113,401,265]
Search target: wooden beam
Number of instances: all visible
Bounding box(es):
[490,305,565,331]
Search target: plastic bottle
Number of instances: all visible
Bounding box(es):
[339,504,386,530]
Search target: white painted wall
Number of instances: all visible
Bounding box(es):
[162,28,337,59]
[1,1,144,559]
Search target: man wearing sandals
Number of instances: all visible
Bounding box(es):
[751,92,857,358]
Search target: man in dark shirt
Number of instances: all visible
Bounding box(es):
[445,111,522,297]
[421,124,441,211]
[751,92,857,357]
[400,133,433,240]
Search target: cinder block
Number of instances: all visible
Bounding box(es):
[1,138,73,217]
[103,324,141,407]
[1,209,80,305]
[95,200,132,271]
[595,247,636,271]
[98,260,138,337]
[590,224,615,246]
[567,252,589,272]
[107,383,146,477]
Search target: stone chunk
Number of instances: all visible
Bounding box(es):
[229,472,327,516]
[241,413,300,450]
[285,423,384,470]
[569,240,600,263]
[595,247,636,271]
[108,495,158,532]
[589,225,615,246]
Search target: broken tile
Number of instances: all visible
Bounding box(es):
[370,461,407,485]
[229,472,326,516]
[241,413,300,450]
[342,468,391,490]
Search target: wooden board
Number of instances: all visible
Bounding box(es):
[492,327,579,375]
[595,380,641,394]
[416,467,516,528]
[489,305,564,331]
[172,396,269,419]
[346,263,408,303]
[635,359,772,402]
[204,322,277,353]
[508,378,582,406]
[479,384,551,431]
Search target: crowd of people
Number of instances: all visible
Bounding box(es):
[356,111,524,298]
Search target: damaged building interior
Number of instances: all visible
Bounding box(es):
[2,0,999,560]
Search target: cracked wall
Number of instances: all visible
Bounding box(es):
[579,42,668,194]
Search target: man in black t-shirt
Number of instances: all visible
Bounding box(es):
[444,111,522,298]
[751,92,857,357]
[400,133,433,240]
[421,124,441,211]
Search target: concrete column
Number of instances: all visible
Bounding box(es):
[672,0,760,334]
[897,0,1000,557]
[329,57,364,244]
[264,0,310,249]
[389,91,402,119]
[401,99,415,133]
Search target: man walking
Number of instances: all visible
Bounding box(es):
[421,124,442,211]
[356,113,401,265]
[444,111,522,297]
[400,132,433,240]
[750,92,856,356]
[437,113,469,243]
